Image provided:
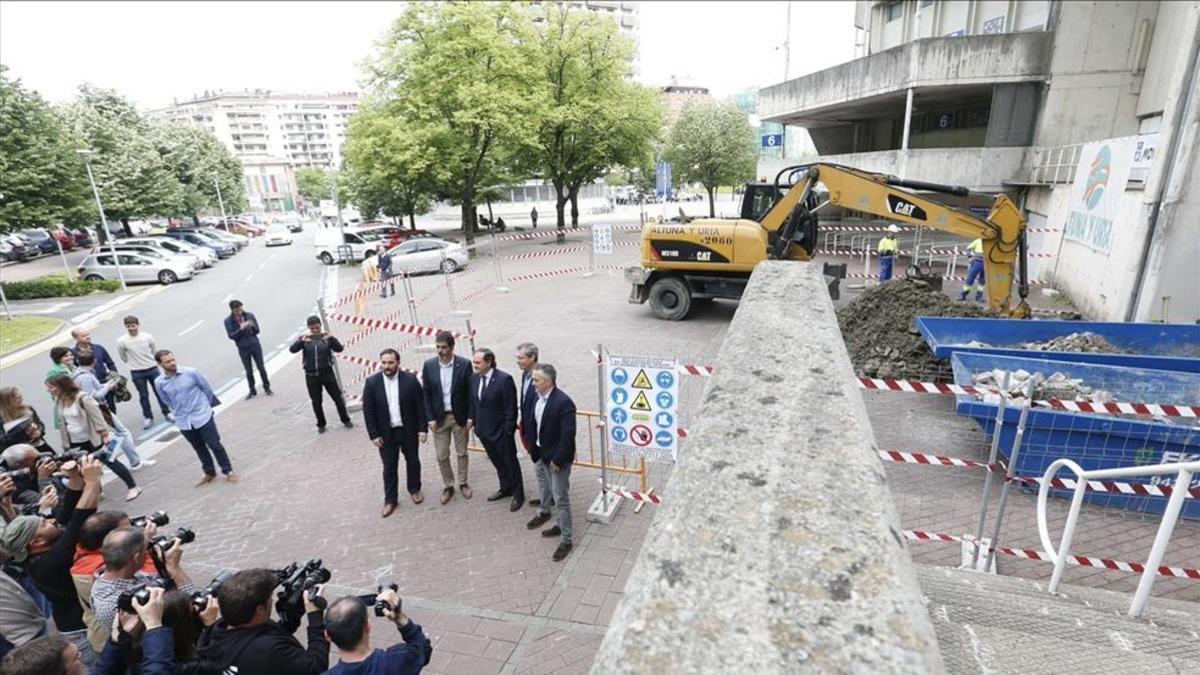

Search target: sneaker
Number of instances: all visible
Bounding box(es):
[342,420,354,429]
[124,487,142,502]
[140,459,157,468]
[552,543,573,562]
[131,462,143,472]
[195,474,216,487]
[142,418,154,430]
[225,472,240,484]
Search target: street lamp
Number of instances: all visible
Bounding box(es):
[77,149,128,292]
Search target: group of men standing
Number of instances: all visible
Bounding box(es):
[361,334,577,562]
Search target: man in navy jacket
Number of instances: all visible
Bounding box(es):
[223,300,271,399]
[362,349,428,517]
[521,363,576,562]
[466,348,523,512]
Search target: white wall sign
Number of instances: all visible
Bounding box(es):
[1063,138,1135,254]
[1129,133,1158,183]
[593,223,613,255]
[606,354,678,463]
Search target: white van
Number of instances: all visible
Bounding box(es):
[313,228,375,265]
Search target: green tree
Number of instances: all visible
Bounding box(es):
[343,102,437,229]
[365,1,537,248]
[665,98,757,217]
[151,121,245,224]
[295,166,345,210]
[0,67,89,233]
[527,5,661,233]
[58,85,178,237]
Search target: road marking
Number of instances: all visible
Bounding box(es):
[23,301,73,315]
[256,262,267,271]
[178,320,203,336]
[244,274,254,282]
[221,293,234,304]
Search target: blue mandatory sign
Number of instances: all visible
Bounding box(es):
[655,430,674,447]
[610,408,628,425]
[611,388,628,405]
[611,426,628,443]
[656,391,674,409]
[654,411,674,429]
[656,370,675,389]
[610,367,628,386]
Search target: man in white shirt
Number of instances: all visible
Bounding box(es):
[115,315,171,429]
[420,331,472,505]
[362,349,428,518]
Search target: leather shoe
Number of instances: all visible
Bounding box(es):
[440,487,455,504]
[541,525,561,538]
[526,513,552,530]
[381,503,396,518]
[487,490,511,502]
[509,497,523,512]
[244,391,257,400]
[552,543,573,562]
[343,420,354,429]
[317,426,327,434]
[264,388,274,396]
[459,484,473,499]
[411,491,424,505]
[195,474,216,487]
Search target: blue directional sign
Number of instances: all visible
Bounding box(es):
[654,411,674,429]
[761,133,783,148]
[611,388,628,405]
[656,371,675,389]
[655,160,674,197]
[610,408,628,425]
[655,430,674,447]
[656,391,674,409]
[610,367,628,385]
[611,426,628,443]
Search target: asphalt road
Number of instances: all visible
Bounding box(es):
[1,226,331,442]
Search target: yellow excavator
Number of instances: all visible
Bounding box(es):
[625,162,1030,320]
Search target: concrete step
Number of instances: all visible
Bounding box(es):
[916,564,1200,674]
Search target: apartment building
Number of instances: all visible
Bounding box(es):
[757,0,1199,323]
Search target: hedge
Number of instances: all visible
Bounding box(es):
[0,275,120,300]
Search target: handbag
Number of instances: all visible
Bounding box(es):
[106,372,132,402]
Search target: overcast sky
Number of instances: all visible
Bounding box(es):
[0,1,856,109]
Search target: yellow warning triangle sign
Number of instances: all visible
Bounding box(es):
[630,391,652,411]
[631,369,653,390]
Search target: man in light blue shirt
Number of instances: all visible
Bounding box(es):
[153,350,239,486]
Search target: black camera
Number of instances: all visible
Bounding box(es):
[150,527,195,549]
[131,511,169,528]
[191,571,232,611]
[0,467,31,480]
[272,559,331,633]
[117,578,171,613]
[373,583,400,618]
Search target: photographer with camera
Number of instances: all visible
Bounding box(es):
[90,524,197,633]
[0,456,102,665]
[324,587,432,675]
[200,568,330,675]
[0,387,57,457]
[85,585,222,675]
[0,445,57,510]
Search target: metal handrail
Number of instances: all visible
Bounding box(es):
[1036,458,1199,617]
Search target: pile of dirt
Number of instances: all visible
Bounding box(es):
[1019,331,1131,354]
[837,280,997,381]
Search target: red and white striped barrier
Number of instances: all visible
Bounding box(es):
[505,264,625,284]
[841,271,1047,285]
[822,223,1061,234]
[678,364,714,377]
[876,450,997,471]
[816,247,1056,259]
[902,530,1200,579]
[858,377,986,396]
[603,485,662,505]
[326,312,474,340]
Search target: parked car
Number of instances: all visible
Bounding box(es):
[1,234,39,262]
[173,227,249,249]
[99,243,202,273]
[49,227,76,251]
[264,225,293,247]
[19,229,58,254]
[313,229,375,264]
[384,237,469,274]
[159,230,236,258]
[217,219,266,237]
[287,221,304,233]
[72,228,94,248]
[77,251,194,285]
[131,236,218,267]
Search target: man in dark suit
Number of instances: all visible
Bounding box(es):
[223,299,272,399]
[421,331,473,505]
[361,349,428,518]
[515,342,546,508]
[466,348,523,512]
[521,363,576,562]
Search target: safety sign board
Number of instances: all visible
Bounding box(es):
[593,223,613,255]
[606,354,679,463]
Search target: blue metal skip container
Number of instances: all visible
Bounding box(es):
[918,317,1200,373]
[950,352,1200,519]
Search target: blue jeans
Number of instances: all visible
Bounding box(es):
[179,417,233,476]
[540,461,572,544]
[963,257,985,297]
[879,255,894,281]
[106,416,143,466]
[131,367,169,419]
[238,343,270,393]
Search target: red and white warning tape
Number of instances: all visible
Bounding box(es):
[603,485,662,505]
[876,450,996,471]
[816,247,1056,259]
[678,364,714,377]
[821,223,1061,234]
[902,530,1200,579]
[326,312,474,340]
[505,264,625,284]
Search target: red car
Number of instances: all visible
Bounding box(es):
[382,228,432,250]
[218,220,266,237]
[49,227,76,251]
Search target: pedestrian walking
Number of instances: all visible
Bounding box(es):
[520,364,576,562]
[224,300,273,399]
[289,315,353,433]
[377,245,395,298]
[45,374,141,501]
[117,316,172,429]
[71,353,153,472]
[46,347,74,381]
[70,328,119,412]
[420,331,472,505]
[152,350,238,486]
[530,207,538,229]
[877,224,899,282]
[362,349,427,517]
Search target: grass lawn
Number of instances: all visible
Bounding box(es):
[0,316,64,355]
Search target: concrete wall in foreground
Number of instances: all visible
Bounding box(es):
[591,262,944,673]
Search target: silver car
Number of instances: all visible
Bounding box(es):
[101,243,202,272]
[129,236,218,267]
[192,228,249,249]
[77,251,194,285]
[385,237,469,274]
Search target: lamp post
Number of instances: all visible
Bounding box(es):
[77,149,127,292]
[214,173,230,232]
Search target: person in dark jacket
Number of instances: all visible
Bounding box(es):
[224,300,272,400]
[466,348,522,511]
[200,568,329,675]
[289,316,352,433]
[70,327,120,412]
[361,349,427,517]
[323,588,431,675]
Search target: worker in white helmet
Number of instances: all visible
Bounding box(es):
[877,224,900,281]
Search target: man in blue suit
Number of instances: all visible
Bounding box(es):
[362,349,428,518]
[223,300,272,400]
[421,331,473,505]
[520,363,576,562]
[467,348,523,512]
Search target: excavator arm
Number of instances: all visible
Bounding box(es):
[767,163,1030,317]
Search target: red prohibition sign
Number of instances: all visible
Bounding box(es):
[630,424,653,447]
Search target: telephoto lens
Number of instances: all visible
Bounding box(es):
[130,511,170,528]
[117,578,170,612]
[191,571,232,611]
[151,527,195,549]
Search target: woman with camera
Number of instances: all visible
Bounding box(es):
[45,375,141,502]
[89,586,222,675]
[0,387,56,456]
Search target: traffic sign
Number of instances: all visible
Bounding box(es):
[611,388,628,405]
[630,391,652,411]
[656,391,674,409]
[630,425,653,447]
[655,431,673,447]
[604,354,679,463]
[611,426,627,443]
[610,367,628,385]
[593,223,613,256]
[761,133,783,148]
[631,369,653,389]
[654,411,674,428]
[610,408,628,425]
[656,371,675,389]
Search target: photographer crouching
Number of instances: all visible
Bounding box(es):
[90,522,198,632]
[200,567,330,675]
[324,586,432,674]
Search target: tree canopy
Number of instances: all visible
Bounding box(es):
[152,121,246,223]
[343,102,437,228]
[666,98,757,217]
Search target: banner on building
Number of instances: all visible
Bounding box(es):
[1063,137,1135,254]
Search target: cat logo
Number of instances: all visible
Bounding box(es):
[886,194,927,221]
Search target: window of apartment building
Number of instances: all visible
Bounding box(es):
[886,1,903,22]
[919,0,933,6]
